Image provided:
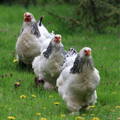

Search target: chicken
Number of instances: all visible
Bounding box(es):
[16,12,41,65]
[32,35,65,89]
[57,47,100,112]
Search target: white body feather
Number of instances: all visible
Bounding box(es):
[32,41,65,89]
[38,24,52,39]
[62,53,77,70]
[16,25,41,64]
[38,35,53,52]
[37,23,55,52]
[57,66,100,112]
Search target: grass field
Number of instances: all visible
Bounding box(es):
[0,4,120,120]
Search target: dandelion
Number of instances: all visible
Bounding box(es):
[115,106,120,109]
[13,59,18,63]
[53,101,60,105]
[36,112,41,116]
[40,117,48,120]
[91,117,100,120]
[75,116,85,120]
[20,95,27,99]
[15,82,20,85]
[8,116,16,120]
[49,95,53,98]
[31,94,36,98]
[87,105,96,109]
[60,114,66,118]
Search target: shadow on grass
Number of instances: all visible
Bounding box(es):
[15,61,33,73]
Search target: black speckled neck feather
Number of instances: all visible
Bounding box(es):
[70,54,94,74]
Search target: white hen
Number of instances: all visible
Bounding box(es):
[32,35,65,90]
[16,12,41,65]
[57,47,100,112]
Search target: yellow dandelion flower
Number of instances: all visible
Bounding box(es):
[53,101,60,105]
[115,106,120,109]
[60,114,66,118]
[40,117,47,120]
[75,116,85,120]
[14,82,21,88]
[31,94,36,98]
[49,95,53,98]
[8,116,16,120]
[20,95,27,99]
[13,59,18,63]
[87,105,96,109]
[91,117,100,120]
[15,82,20,85]
[36,112,41,116]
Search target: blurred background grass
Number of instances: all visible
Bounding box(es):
[1,0,120,33]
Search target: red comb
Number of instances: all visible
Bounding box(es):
[84,50,91,56]
[54,36,61,43]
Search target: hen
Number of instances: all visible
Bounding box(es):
[32,35,65,89]
[57,47,100,112]
[16,12,41,65]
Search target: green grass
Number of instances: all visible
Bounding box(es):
[0,4,120,120]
